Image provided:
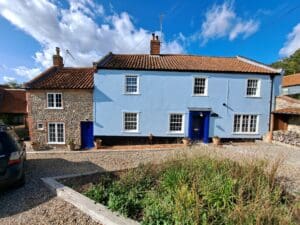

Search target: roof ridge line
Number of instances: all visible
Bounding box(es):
[236,56,282,74]
[94,52,113,68]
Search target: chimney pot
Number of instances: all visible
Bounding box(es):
[56,47,60,55]
[53,47,64,68]
[150,33,160,55]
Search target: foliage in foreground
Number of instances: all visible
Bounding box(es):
[85,157,299,225]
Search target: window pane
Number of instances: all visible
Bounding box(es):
[247,79,258,96]
[194,78,206,95]
[125,76,138,93]
[124,113,137,131]
[49,123,56,142]
[249,115,257,132]
[233,115,241,132]
[57,123,64,143]
[48,94,54,108]
[55,94,62,108]
[242,115,249,132]
[169,114,183,132]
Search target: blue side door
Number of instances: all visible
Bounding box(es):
[81,121,94,149]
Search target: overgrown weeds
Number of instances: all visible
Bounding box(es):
[85,157,299,225]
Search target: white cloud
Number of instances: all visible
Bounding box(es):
[0,0,184,79]
[3,76,16,83]
[200,1,259,44]
[279,23,300,57]
[229,20,259,41]
[13,66,42,79]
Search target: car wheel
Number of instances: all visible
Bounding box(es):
[14,172,25,187]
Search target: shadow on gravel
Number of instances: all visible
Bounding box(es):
[0,158,106,218]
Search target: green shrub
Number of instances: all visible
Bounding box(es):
[84,157,299,225]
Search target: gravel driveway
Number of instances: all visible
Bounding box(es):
[0,142,299,225]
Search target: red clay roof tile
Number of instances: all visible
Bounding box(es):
[0,88,27,114]
[272,108,300,115]
[96,53,281,75]
[26,67,95,89]
[282,73,300,87]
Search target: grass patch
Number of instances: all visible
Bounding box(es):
[84,157,300,225]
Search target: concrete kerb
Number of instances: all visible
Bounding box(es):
[27,147,184,154]
[41,171,140,225]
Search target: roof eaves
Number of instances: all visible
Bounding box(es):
[97,67,278,75]
[25,66,58,89]
[236,56,282,74]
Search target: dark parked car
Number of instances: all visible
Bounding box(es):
[0,125,26,189]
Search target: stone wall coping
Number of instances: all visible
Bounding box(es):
[42,171,140,225]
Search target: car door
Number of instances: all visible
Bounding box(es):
[0,134,9,175]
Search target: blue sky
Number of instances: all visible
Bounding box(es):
[0,0,300,83]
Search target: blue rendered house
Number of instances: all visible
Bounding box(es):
[93,35,282,143]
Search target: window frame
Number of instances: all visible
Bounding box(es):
[232,114,259,134]
[168,113,185,134]
[46,92,63,109]
[124,75,140,95]
[245,79,261,97]
[47,122,65,144]
[193,76,208,96]
[37,122,44,131]
[123,112,139,133]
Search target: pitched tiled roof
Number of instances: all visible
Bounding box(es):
[272,108,300,115]
[96,53,281,75]
[282,73,300,87]
[0,88,27,114]
[26,67,95,89]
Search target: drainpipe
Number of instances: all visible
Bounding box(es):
[268,75,274,132]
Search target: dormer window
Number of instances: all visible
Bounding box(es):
[47,93,62,109]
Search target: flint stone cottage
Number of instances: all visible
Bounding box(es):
[26,48,95,149]
[93,34,282,144]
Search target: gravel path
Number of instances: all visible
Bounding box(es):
[0,142,299,225]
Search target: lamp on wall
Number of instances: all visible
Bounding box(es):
[199,112,203,117]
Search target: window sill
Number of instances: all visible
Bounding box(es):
[192,94,208,97]
[244,96,261,98]
[232,132,259,135]
[45,107,64,110]
[123,93,141,95]
[167,132,185,135]
[48,142,65,145]
[122,130,140,134]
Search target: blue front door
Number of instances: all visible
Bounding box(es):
[188,111,210,143]
[81,121,94,149]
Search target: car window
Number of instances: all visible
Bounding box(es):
[0,132,19,154]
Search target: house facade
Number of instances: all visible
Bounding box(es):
[281,73,300,96]
[94,35,282,144]
[272,73,300,133]
[26,48,95,148]
[0,87,27,125]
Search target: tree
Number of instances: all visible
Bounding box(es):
[271,49,300,75]
[4,81,23,88]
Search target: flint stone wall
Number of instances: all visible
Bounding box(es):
[27,89,93,147]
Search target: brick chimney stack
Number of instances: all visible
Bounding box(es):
[53,47,64,68]
[150,33,160,55]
